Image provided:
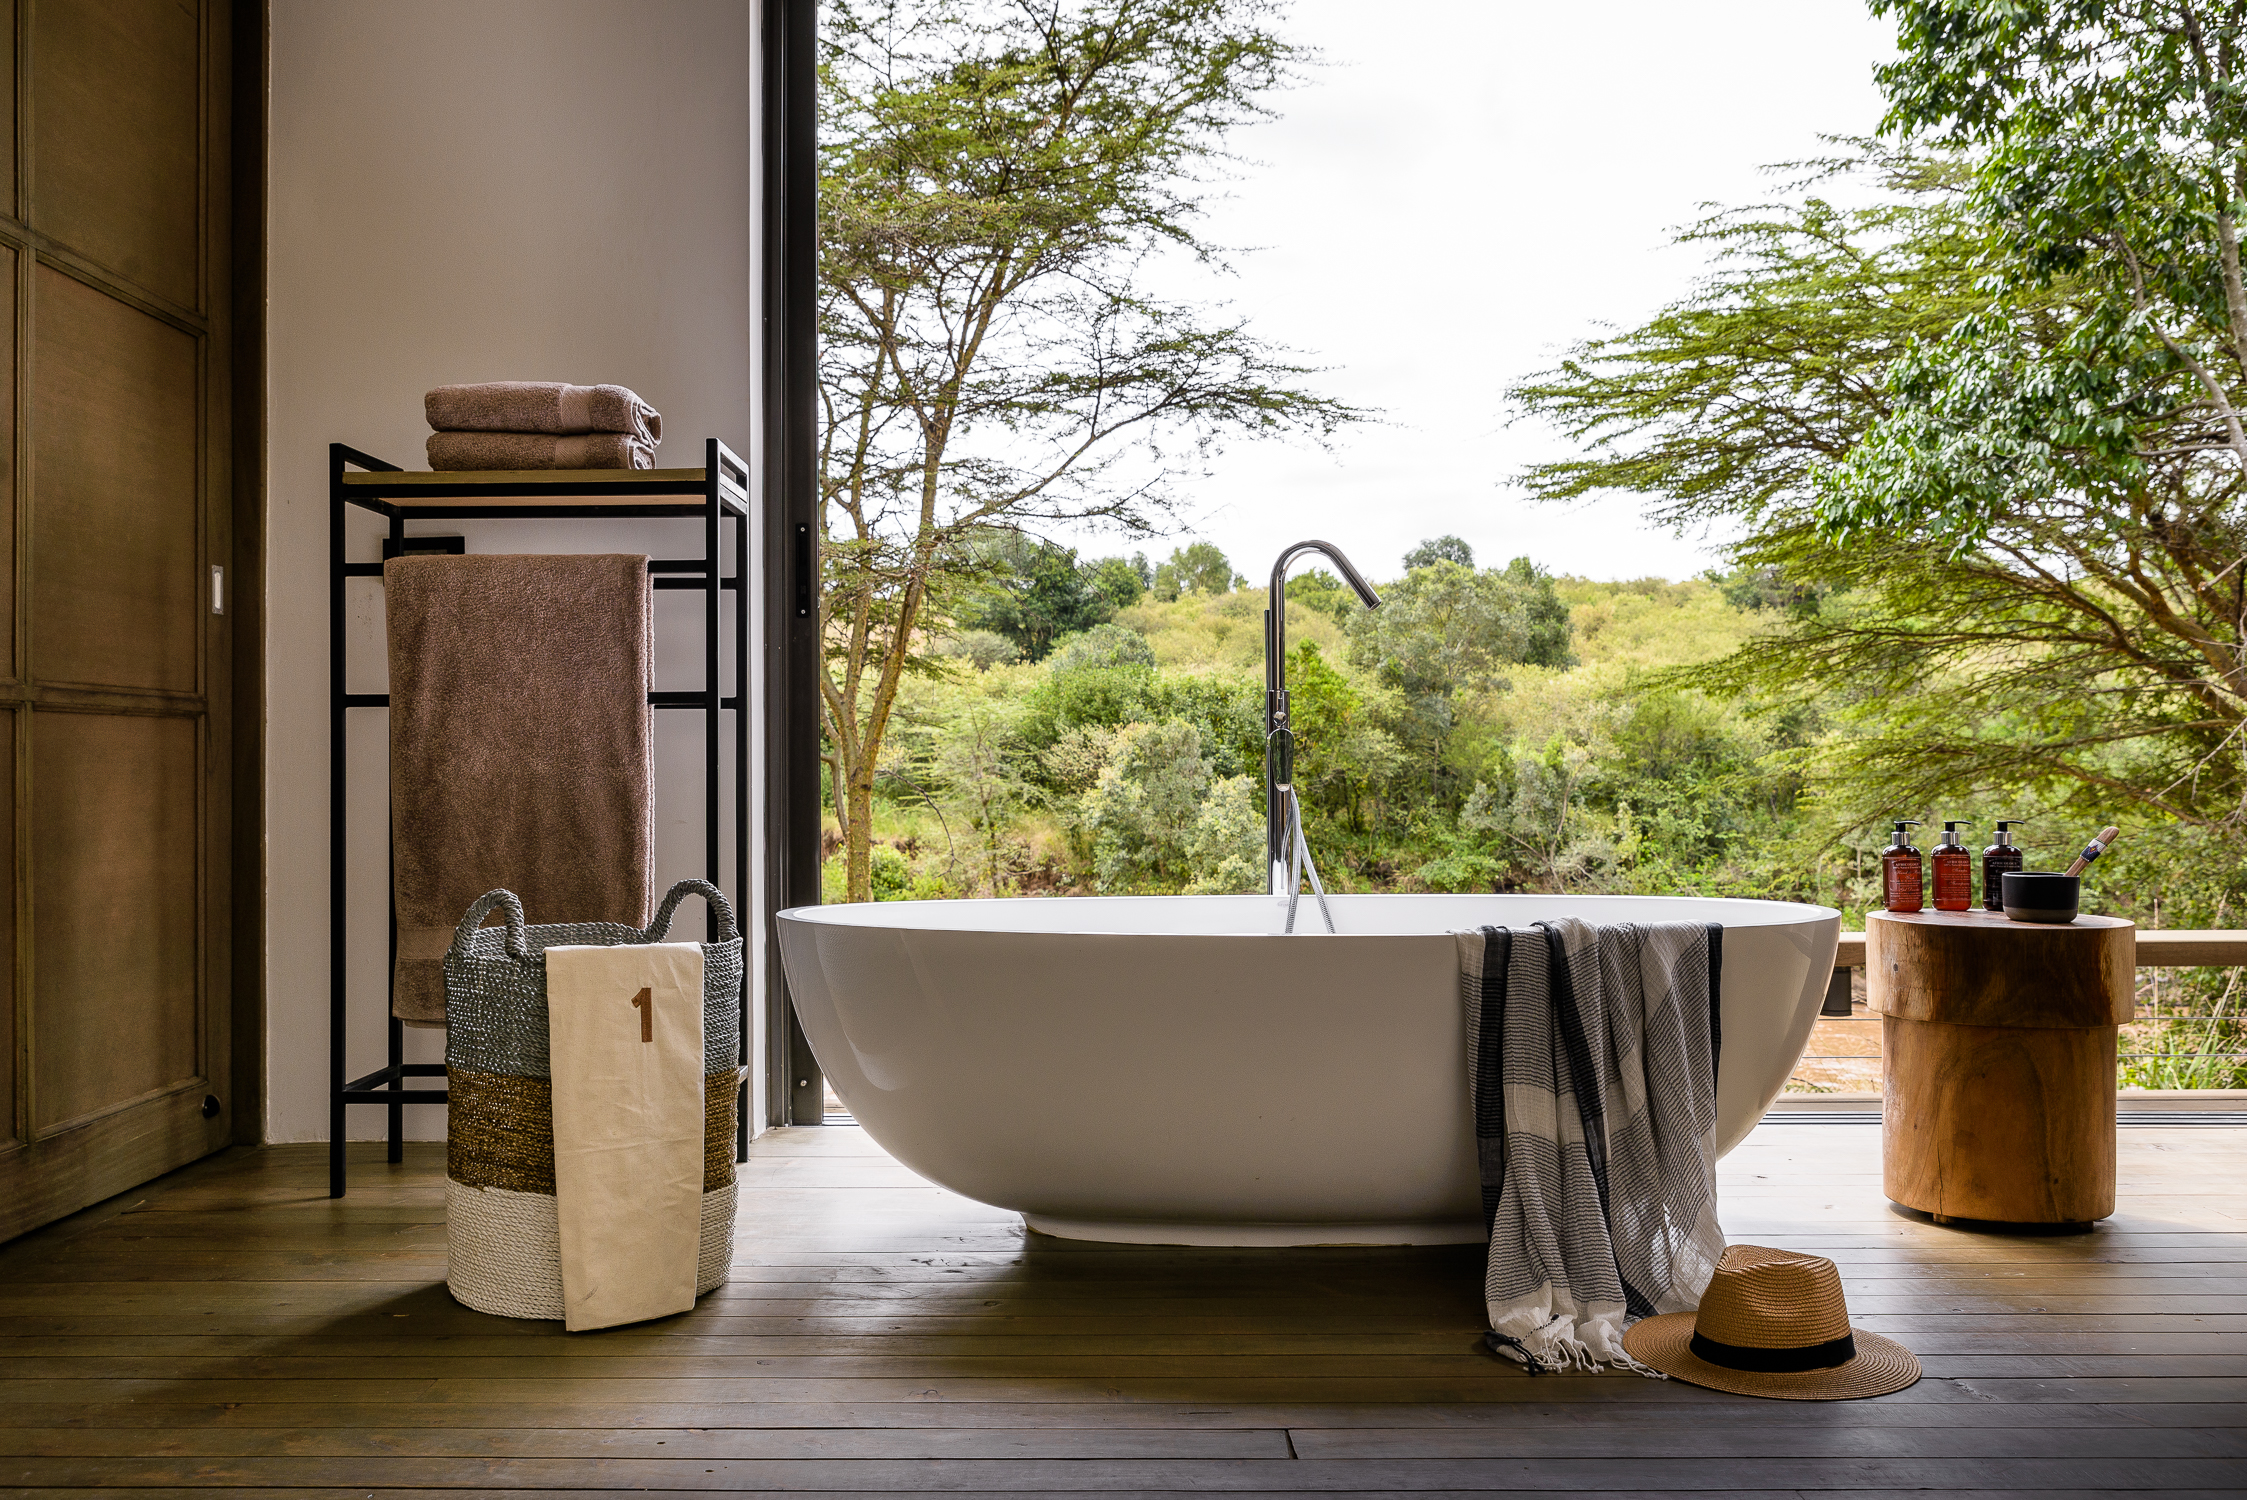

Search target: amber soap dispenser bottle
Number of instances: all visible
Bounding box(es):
[1982,820,2024,911]
[1882,821,1924,912]
[1931,821,1974,911]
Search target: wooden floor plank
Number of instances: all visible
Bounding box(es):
[4,1329,2236,1357]
[3,1345,2242,1376]
[3,1452,2245,1489]
[0,1428,1298,1461]
[2,1312,2242,1342]
[7,1490,2245,1500]
[0,1125,2237,1496]
[0,1398,2235,1431]
[2,1421,2241,1460]
[2,1374,2241,1407]
[1285,1425,2247,1458]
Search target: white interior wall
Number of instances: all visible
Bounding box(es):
[265,0,764,1142]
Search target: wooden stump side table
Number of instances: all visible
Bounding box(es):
[1868,908,2135,1229]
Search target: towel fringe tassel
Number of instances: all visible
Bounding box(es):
[1483,1330,1549,1374]
[1485,1326,1671,1380]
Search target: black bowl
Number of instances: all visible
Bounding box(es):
[2001,870,2080,924]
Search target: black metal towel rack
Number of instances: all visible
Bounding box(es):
[328,439,753,1197]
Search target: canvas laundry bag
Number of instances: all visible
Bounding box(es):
[545,941,706,1331]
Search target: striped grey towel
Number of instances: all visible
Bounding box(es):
[1459,917,1726,1375]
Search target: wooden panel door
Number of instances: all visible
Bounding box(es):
[0,0,235,1240]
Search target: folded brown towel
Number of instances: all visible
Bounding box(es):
[427,430,657,471]
[385,554,654,1025]
[426,382,662,441]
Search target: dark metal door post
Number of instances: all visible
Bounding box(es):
[762,0,824,1125]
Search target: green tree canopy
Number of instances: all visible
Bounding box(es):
[1085,555,1150,609]
[1152,540,1243,598]
[1343,558,1575,804]
[1512,136,2247,834]
[1084,719,1214,887]
[1347,559,1573,691]
[1821,3,2247,549]
[1048,622,1157,673]
[1285,639,1403,833]
[1403,535,1474,571]
[958,533,1116,662]
[1282,567,1352,619]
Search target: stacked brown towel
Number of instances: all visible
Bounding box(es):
[385,554,655,1024]
[428,431,652,471]
[428,382,662,440]
[425,381,662,470]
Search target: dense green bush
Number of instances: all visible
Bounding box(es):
[833,563,2245,1042]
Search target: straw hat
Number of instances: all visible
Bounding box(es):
[1621,1244,1920,1399]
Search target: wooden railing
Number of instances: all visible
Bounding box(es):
[1814,928,2247,1093]
[1833,929,2247,969]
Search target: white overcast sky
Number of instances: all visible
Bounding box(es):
[1054,0,1898,584]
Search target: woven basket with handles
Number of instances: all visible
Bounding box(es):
[441,878,743,1320]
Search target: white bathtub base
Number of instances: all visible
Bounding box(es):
[1023,1214,1488,1248]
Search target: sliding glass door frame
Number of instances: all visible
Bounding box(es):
[760,0,823,1127]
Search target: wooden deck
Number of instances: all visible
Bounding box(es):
[0,1123,2241,1496]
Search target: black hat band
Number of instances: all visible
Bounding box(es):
[1689,1330,1856,1373]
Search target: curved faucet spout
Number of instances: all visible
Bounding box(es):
[1264,541,1380,896]
[1265,541,1381,698]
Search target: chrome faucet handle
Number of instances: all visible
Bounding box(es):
[1266,724,1296,790]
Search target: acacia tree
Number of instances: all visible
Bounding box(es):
[819,0,1356,900]
[1512,133,2247,837]
[1815,1,2247,826]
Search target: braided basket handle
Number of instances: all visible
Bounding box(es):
[450,889,532,961]
[644,878,740,944]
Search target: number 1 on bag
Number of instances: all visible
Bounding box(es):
[630,987,652,1042]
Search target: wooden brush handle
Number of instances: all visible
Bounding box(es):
[2064,826,2121,877]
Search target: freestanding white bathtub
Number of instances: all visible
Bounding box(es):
[777,894,1839,1246]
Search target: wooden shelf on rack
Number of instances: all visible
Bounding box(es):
[344,465,704,488]
[340,465,748,515]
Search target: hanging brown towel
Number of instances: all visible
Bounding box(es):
[385,555,653,1025]
[545,941,706,1331]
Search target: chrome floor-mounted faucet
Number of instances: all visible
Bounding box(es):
[1264,542,1381,924]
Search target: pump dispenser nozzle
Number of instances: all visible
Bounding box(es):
[1983,820,2026,911]
[1932,821,1974,909]
[1882,822,1925,912]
